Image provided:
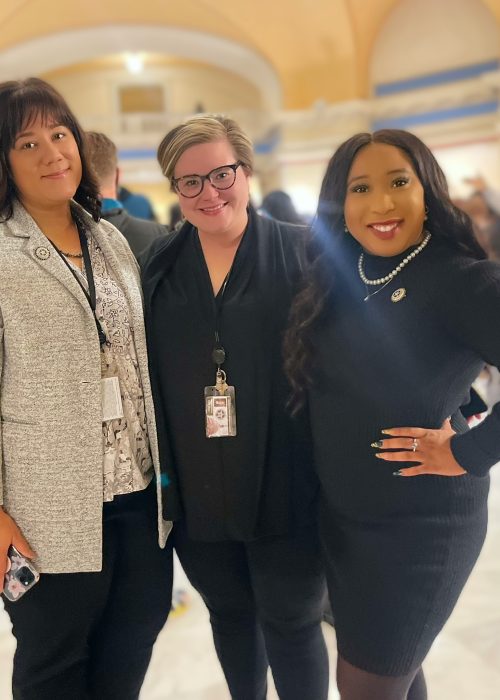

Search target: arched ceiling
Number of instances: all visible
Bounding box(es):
[0,25,283,110]
[0,0,499,109]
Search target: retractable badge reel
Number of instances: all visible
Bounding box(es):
[204,346,237,438]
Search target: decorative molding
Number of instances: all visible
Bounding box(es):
[374,59,500,96]
[372,101,498,130]
[0,24,282,111]
[113,78,500,167]
[371,76,498,118]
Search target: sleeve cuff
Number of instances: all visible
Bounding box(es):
[451,418,500,477]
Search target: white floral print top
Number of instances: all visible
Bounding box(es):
[73,235,153,501]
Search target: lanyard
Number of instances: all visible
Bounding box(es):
[54,225,107,346]
[194,225,247,369]
[212,272,231,367]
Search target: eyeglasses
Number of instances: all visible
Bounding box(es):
[172,162,243,198]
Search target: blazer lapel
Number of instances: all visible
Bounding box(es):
[8,202,93,315]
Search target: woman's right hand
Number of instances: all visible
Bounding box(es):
[0,507,35,591]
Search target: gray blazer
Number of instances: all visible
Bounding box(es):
[0,202,172,573]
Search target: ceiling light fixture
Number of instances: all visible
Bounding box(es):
[125,53,143,75]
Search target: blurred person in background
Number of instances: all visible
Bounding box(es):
[86,131,166,259]
[167,201,183,231]
[141,115,328,700]
[454,176,500,256]
[457,176,500,410]
[486,217,500,262]
[0,78,172,700]
[285,129,500,700]
[118,184,157,221]
[453,192,497,254]
[463,174,500,219]
[259,189,306,225]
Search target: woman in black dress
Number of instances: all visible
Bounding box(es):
[141,115,328,700]
[285,129,500,699]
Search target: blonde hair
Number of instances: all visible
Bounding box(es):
[157,115,254,187]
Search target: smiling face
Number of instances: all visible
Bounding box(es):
[8,114,82,212]
[344,142,426,257]
[173,139,250,239]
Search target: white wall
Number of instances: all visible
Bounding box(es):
[371,0,499,86]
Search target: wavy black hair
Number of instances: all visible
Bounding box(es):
[284,129,486,413]
[0,77,100,221]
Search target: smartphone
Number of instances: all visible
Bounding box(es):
[3,545,40,602]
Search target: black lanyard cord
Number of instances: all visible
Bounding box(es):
[53,224,107,346]
[212,269,233,367]
[194,226,241,369]
[78,227,97,315]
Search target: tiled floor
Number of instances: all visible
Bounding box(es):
[1,466,499,699]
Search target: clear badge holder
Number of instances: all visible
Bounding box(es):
[204,369,237,438]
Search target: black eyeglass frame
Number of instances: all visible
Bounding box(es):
[171,161,244,198]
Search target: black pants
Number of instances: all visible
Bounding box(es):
[3,485,173,700]
[174,522,329,700]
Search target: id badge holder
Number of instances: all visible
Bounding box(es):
[101,376,124,422]
[204,369,237,438]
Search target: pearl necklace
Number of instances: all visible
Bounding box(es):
[358,231,431,287]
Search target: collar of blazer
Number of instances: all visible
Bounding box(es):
[5,200,140,321]
[140,205,263,310]
[140,204,304,311]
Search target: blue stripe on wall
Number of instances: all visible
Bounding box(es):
[119,149,157,160]
[372,101,499,130]
[119,141,278,159]
[255,141,277,154]
[375,59,500,96]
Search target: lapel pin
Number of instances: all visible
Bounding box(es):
[34,246,50,260]
[391,288,406,303]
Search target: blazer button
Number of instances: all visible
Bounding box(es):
[35,246,50,260]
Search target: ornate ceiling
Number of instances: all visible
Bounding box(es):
[1,0,500,108]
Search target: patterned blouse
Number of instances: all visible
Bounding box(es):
[72,234,153,501]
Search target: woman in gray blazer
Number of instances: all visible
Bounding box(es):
[0,78,172,700]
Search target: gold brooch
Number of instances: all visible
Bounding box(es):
[391,288,406,303]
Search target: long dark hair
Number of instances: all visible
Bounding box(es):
[284,129,486,413]
[0,77,100,221]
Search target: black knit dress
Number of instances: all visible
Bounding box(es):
[309,236,500,675]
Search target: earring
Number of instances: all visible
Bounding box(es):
[424,204,429,221]
[343,218,349,233]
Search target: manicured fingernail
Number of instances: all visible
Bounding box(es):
[371,441,383,448]
[375,453,383,458]
[392,470,402,476]
[382,429,391,434]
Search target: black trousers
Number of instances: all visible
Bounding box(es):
[174,522,329,700]
[3,484,173,700]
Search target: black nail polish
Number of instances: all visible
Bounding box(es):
[371,441,383,448]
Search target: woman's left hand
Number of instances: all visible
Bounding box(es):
[373,419,467,477]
